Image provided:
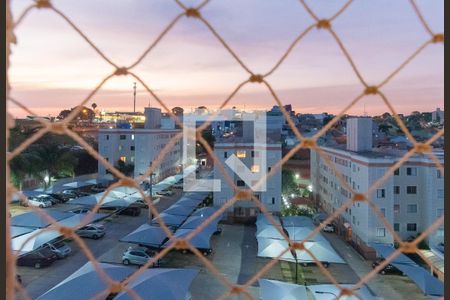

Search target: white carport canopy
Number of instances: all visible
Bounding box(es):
[151,213,188,227]
[192,207,220,217]
[259,279,375,300]
[57,213,108,228]
[256,225,287,239]
[10,226,35,238]
[11,210,75,228]
[257,238,295,261]
[259,279,308,300]
[179,215,221,230]
[69,190,136,208]
[163,204,196,216]
[114,268,199,300]
[12,227,62,255]
[120,224,171,248]
[282,216,314,228]
[36,262,134,300]
[285,227,328,243]
[162,226,216,250]
[292,241,345,264]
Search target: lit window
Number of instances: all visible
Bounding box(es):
[251,165,260,173]
[376,228,386,237]
[118,145,122,151]
[236,150,246,158]
[120,156,126,163]
[131,134,135,140]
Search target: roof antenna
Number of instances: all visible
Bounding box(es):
[133,82,137,112]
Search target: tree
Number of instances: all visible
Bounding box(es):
[57,109,72,120]
[116,160,134,176]
[9,152,42,190]
[282,170,301,197]
[91,103,97,111]
[172,107,184,116]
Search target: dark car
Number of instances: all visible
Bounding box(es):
[49,193,71,203]
[62,190,89,198]
[301,261,330,268]
[372,258,404,275]
[118,206,141,217]
[16,248,57,269]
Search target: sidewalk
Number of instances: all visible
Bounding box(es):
[323,232,428,300]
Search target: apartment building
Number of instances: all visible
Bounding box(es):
[213,138,282,221]
[98,107,182,181]
[311,118,444,259]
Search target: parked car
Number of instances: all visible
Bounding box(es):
[322,224,335,233]
[122,247,160,267]
[435,242,444,253]
[62,190,89,198]
[172,183,183,189]
[75,224,105,239]
[301,261,330,268]
[22,196,53,208]
[70,208,91,214]
[38,194,60,205]
[156,190,174,197]
[118,206,141,217]
[91,185,106,193]
[372,258,404,275]
[213,227,223,235]
[16,248,57,269]
[44,241,72,259]
[48,193,71,203]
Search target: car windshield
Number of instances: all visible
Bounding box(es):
[53,241,65,248]
[39,247,54,256]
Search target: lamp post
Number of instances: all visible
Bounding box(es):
[315,290,338,298]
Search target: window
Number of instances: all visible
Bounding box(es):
[407,223,417,231]
[119,156,126,163]
[251,151,255,158]
[236,150,246,158]
[237,180,245,187]
[130,156,134,163]
[406,186,417,194]
[224,151,228,158]
[376,228,386,237]
[376,189,385,198]
[406,167,417,176]
[268,167,271,172]
[352,216,355,224]
[118,145,122,151]
[131,134,135,140]
[394,186,400,194]
[105,157,109,161]
[106,134,109,140]
[394,204,400,213]
[437,208,444,218]
[251,165,260,173]
[271,197,275,204]
[120,135,126,140]
[407,204,417,213]
[130,146,135,151]
[437,189,444,198]
[394,168,400,176]
[394,223,400,232]
[380,208,386,216]
[437,170,442,178]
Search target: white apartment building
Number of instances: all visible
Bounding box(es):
[311,118,444,259]
[213,141,282,220]
[98,108,182,181]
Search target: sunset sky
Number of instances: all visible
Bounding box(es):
[8,0,443,118]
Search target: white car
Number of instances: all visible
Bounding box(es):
[24,196,52,208]
[322,224,335,233]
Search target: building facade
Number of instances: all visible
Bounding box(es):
[213,141,282,220]
[311,118,444,258]
[98,108,182,182]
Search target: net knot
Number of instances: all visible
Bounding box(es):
[36,0,52,9]
[291,241,305,250]
[50,122,66,134]
[400,241,417,253]
[364,86,378,95]
[114,67,128,76]
[58,226,73,236]
[185,8,201,18]
[316,19,331,29]
[301,139,316,148]
[236,189,252,200]
[352,193,366,202]
[432,33,444,43]
[118,177,137,187]
[109,282,122,294]
[340,288,353,297]
[415,143,431,153]
[230,285,243,295]
[249,74,264,83]
[174,239,189,250]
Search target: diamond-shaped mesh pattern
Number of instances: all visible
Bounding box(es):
[6,0,444,299]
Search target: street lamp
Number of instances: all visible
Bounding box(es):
[315,290,338,298]
[295,173,299,179]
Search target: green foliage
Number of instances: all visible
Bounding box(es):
[282,170,301,196]
[116,160,134,176]
[281,204,314,217]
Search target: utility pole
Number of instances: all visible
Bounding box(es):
[133,82,137,113]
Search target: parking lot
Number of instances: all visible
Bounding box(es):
[15,188,429,300]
